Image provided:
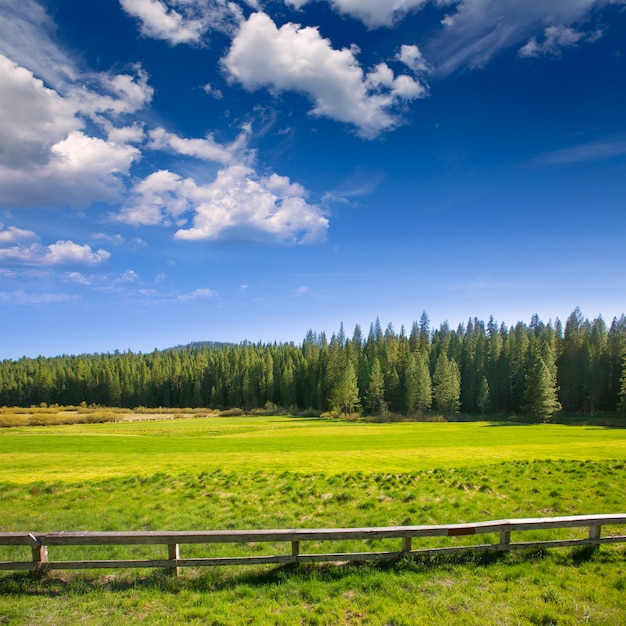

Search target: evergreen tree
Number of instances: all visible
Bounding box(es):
[365,358,385,415]
[618,354,626,417]
[330,361,360,418]
[432,352,461,414]
[524,355,561,422]
[477,376,489,416]
[405,352,432,414]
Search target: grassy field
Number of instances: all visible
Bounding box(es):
[1,415,625,624]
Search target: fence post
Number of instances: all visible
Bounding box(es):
[499,530,511,552]
[168,543,180,577]
[402,536,412,554]
[589,525,602,548]
[29,534,48,578]
[291,540,300,563]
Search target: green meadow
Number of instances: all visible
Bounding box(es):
[1,416,625,624]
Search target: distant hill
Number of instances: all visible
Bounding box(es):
[162,341,235,352]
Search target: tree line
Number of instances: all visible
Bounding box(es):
[1,308,626,421]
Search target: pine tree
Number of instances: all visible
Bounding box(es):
[365,358,385,415]
[477,376,489,416]
[618,354,626,417]
[330,361,360,418]
[433,352,461,414]
[405,352,432,414]
[524,355,561,422]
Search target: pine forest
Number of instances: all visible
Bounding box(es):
[2,308,626,422]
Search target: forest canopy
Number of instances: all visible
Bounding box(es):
[1,308,626,421]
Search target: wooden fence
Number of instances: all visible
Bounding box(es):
[1,514,625,576]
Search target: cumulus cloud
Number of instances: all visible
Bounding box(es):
[285,0,429,27]
[174,165,329,244]
[115,170,193,226]
[68,66,154,118]
[0,240,111,266]
[0,54,81,169]
[117,163,329,245]
[397,44,431,74]
[223,12,426,138]
[0,55,144,208]
[284,1,625,71]
[0,223,37,244]
[119,0,242,45]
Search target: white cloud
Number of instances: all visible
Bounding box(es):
[519,25,589,58]
[117,163,329,245]
[0,0,156,211]
[106,123,146,144]
[397,44,431,74]
[0,290,80,305]
[91,233,127,245]
[430,0,620,73]
[0,223,37,244]
[0,240,110,266]
[115,170,193,226]
[223,12,426,138]
[119,0,207,44]
[285,0,429,27]
[69,66,154,118]
[147,126,250,164]
[176,287,218,301]
[202,83,223,99]
[533,139,626,165]
[295,285,310,295]
[285,1,625,70]
[174,165,329,244]
[0,54,81,169]
[0,0,78,88]
[119,0,242,45]
[119,270,140,283]
[65,272,92,285]
[0,54,145,208]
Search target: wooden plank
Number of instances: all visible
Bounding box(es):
[597,535,626,544]
[0,533,34,546]
[0,562,36,571]
[31,515,626,547]
[506,538,599,551]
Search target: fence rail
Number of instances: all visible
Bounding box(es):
[1,514,625,575]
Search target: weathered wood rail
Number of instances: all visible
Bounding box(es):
[1,514,625,575]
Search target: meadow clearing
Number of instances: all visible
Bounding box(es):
[1,414,625,624]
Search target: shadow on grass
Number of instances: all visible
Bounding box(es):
[0,547,607,597]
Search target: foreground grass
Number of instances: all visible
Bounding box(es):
[1,548,625,625]
[1,417,625,624]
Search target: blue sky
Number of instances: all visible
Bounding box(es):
[0,0,625,359]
